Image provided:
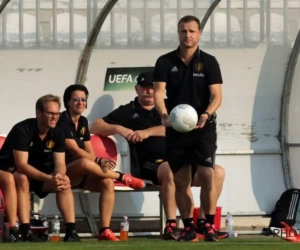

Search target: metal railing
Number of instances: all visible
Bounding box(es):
[0,0,299,49]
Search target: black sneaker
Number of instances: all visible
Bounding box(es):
[8,227,20,242]
[195,223,228,239]
[63,230,81,242]
[162,223,178,240]
[204,223,219,242]
[177,227,198,242]
[22,230,43,242]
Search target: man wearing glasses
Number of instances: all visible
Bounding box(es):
[57,85,145,241]
[0,94,80,242]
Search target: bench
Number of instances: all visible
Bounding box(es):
[0,134,165,237]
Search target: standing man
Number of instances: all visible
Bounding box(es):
[57,85,145,241]
[0,94,80,242]
[153,15,223,242]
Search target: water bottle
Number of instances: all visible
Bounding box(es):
[50,215,60,242]
[120,216,129,241]
[225,212,237,238]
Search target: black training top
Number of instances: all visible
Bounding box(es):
[153,47,223,115]
[0,118,65,173]
[102,97,165,162]
[57,110,90,163]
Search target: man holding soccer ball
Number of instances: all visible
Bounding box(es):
[153,15,223,242]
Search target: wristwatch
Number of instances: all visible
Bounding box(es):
[203,111,211,120]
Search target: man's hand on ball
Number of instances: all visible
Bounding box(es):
[161,114,171,127]
[194,113,209,129]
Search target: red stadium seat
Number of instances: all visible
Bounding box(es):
[90,134,118,161]
[0,136,6,149]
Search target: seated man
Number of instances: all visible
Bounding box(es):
[90,72,227,240]
[0,171,19,242]
[0,94,79,242]
[57,85,145,241]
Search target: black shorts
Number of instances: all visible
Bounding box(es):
[165,119,217,174]
[30,179,49,199]
[0,165,16,173]
[139,161,197,185]
[135,159,166,185]
[29,164,53,199]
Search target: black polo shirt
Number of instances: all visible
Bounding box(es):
[102,97,165,163]
[153,47,223,115]
[0,118,65,173]
[57,111,90,163]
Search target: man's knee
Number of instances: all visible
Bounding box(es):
[173,165,192,189]
[214,164,225,183]
[57,186,73,195]
[157,162,174,185]
[193,164,225,187]
[0,171,15,188]
[14,172,29,187]
[174,178,189,192]
[197,166,214,184]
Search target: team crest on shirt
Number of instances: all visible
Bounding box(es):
[195,62,203,72]
[46,140,55,149]
[155,159,163,163]
[80,127,86,135]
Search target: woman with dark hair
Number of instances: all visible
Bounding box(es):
[57,85,145,241]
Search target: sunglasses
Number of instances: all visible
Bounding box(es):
[73,97,87,102]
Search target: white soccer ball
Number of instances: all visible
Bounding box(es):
[170,104,198,133]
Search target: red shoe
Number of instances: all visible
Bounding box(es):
[98,229,119,241]
[196,224,228,239]
[121,174,145,190]
[275,222,300,242]
[162,223,178,240]
[204,223,219,242]
[177,227,198,242]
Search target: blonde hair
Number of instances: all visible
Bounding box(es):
[35,94,61,112]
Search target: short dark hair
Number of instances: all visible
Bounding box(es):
[63,84,89,109]
[36,94,61,112]
[178,15,201,30]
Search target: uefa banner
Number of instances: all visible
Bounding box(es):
[103,67,154,91]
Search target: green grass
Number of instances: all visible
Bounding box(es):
[1,237,300,250]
